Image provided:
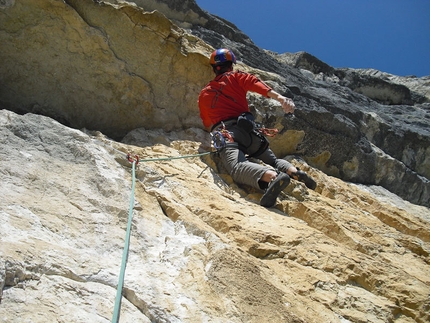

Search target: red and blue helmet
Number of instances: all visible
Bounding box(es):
[210,48,236,66]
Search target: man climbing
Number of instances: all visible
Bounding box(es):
[198,48,317,207]
[199,48,316,207]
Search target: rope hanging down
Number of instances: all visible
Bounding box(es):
[112,149,214,322]
[111,123,280,319]
[111,158,137,323]
[112,129,278,320]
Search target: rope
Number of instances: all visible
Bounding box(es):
[137,151,213,162]
[111,159,137,323]
[111,150,213,322]
[93,138,215,163]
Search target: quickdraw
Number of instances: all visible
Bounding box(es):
[258,127,279,137]
[220,121,234,142]
[211,121,234,151]
[211,131,226,151]
[220,129,234,142]
[126,153,139,165]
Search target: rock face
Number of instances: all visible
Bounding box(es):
[0,0,212,139]
[1,109,430,323]
[277,52,430,105]
[0,2,430,321]
[1,0,429,207]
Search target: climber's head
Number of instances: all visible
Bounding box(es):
[210,48,236,75]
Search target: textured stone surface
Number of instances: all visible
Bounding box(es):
[0,110,429,323]
[2,3,428,322]
[2,0,428,206]
[0,0,212,139]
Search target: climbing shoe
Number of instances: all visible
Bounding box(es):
[294,169,317,190]
[260,173,290,208]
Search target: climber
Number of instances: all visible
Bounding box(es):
[198,48,317,207]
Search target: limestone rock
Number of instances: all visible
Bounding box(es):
[1,0,429,206]
[343,69,430,104]
[1,110,429,323]
[275,52,429,106]
[0,0,213,139]
[276,51,335,76]
[335,69,414,105]
[1,2,429,322]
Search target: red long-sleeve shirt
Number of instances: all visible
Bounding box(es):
[198,71,272,128]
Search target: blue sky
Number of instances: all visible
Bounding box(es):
[195,0,430,77]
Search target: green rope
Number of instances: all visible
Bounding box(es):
[138,151,213,162]
[111,150,214,322]
[112,159,137,323]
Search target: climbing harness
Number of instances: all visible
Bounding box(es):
[210,116,280,155]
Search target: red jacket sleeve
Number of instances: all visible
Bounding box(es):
[234,71,272,97]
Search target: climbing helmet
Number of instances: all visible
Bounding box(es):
[210,48,236,66]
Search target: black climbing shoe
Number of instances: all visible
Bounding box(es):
[260,173,290,207]
[294,169,317,190]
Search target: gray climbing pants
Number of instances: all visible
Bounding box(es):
[218,124,293,190]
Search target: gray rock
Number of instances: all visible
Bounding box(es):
[0,0,429,207]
